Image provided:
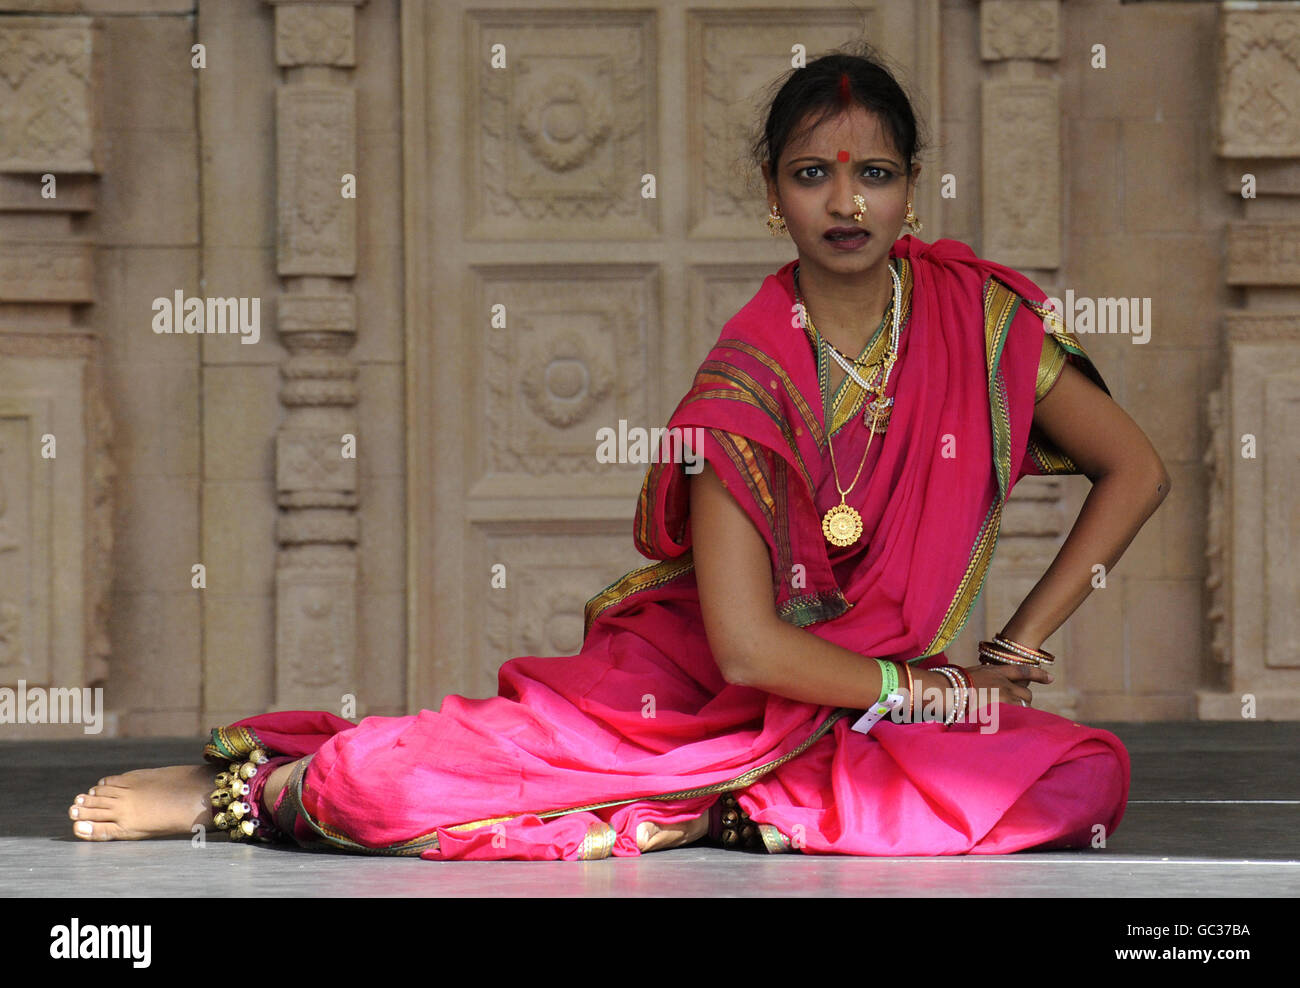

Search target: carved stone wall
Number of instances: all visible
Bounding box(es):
[0,13,115,738]
[959,0,1074,716]
[0,0,1279,734]
[1199,2,1300,719]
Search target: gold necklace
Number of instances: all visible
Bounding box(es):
[794,262,903,548]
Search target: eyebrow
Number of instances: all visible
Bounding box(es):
[787,155,899,168]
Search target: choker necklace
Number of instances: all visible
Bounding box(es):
[794,260,903,548]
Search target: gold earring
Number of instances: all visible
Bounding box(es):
[905,200,922,234]
[766,202,788,236]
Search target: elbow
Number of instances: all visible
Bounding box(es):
[716,649,761,688]
[712,626,773,689]
[1151,458,1172,504]
[1101,454,1171,506]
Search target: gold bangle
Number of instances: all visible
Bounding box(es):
[978,640,1043,667]
[993,633,1055,664]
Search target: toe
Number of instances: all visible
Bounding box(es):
[72,804,122,823]
[74,819,125,841]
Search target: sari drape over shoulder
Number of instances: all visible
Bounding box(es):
[213,236,1130,860]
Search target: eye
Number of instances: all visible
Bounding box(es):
[795,165,892,182]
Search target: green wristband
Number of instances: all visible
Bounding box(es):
[874,658,898,705]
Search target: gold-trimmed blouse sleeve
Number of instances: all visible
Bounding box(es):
[1035,332,1068,403]
[1017,297,1113,477]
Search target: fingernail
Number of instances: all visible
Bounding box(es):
[75,821,92,836]
[70,807,79,818]
[88,788,95,796]
[75,795,84,805]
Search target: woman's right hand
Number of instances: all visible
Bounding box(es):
[914,663,1053,721]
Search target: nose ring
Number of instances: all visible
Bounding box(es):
[852,194,865,222]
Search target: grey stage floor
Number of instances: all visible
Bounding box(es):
[1,722,1297,897]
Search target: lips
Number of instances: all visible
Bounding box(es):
[825,227,868,240]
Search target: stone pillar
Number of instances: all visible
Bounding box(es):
[1199,3,1300,720]
[973,0,1076,716]
[0,14,114,736]
[978,0,1062,269]
[264,0,367,713]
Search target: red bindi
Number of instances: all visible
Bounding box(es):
[837,149,850,162]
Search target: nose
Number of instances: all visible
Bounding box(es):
[830,172,862,220]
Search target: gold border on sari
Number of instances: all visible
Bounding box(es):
[274,706,852,858]
[582,553,696,641]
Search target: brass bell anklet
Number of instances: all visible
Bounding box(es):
[708,793,767,852]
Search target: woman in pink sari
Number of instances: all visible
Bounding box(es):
[68,47,1169,860]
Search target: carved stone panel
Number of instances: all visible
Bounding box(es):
[275,556,357,710]
[678,265,775,405]
[0,244,94,303]
[0,334,112,695]
[275,87,357,276]
[476,525,650,699]
[469,265,659,499]
[466,8,656,239]
[980,1,1060,62]
[276,430,358,497]
[1218,4,1300,158]
[274,3,357,67]
[1262,374,1300,669]
[981,79,1060,268]
[1226,223,1300,286]
[0,16,102,173]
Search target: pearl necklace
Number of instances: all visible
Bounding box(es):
[794,260,903,548]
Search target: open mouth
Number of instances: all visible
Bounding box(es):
[825,229,869,244]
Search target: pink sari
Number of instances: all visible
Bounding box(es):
[209,235,1129,859]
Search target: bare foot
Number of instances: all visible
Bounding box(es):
[636,809,710,853]
[68,765,215,841]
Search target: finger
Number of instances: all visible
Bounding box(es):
[992,683,1032,706]
[1002,665,1054,685]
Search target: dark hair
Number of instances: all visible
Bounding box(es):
[748,41,932,193]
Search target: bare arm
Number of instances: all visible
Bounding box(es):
[688,460,1046,705]
[998,361,1172,649]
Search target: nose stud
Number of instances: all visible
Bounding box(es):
[852,194,865,222]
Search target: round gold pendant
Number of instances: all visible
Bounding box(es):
[822,503,863,547]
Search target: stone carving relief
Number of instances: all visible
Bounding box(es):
[0,17,99,172]
[1219,8,1300,157]
[275,4,356,67]
[472,13,652,232]
[980,0,1059,61]
[479,269,653,479]
[276,87,356,275]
